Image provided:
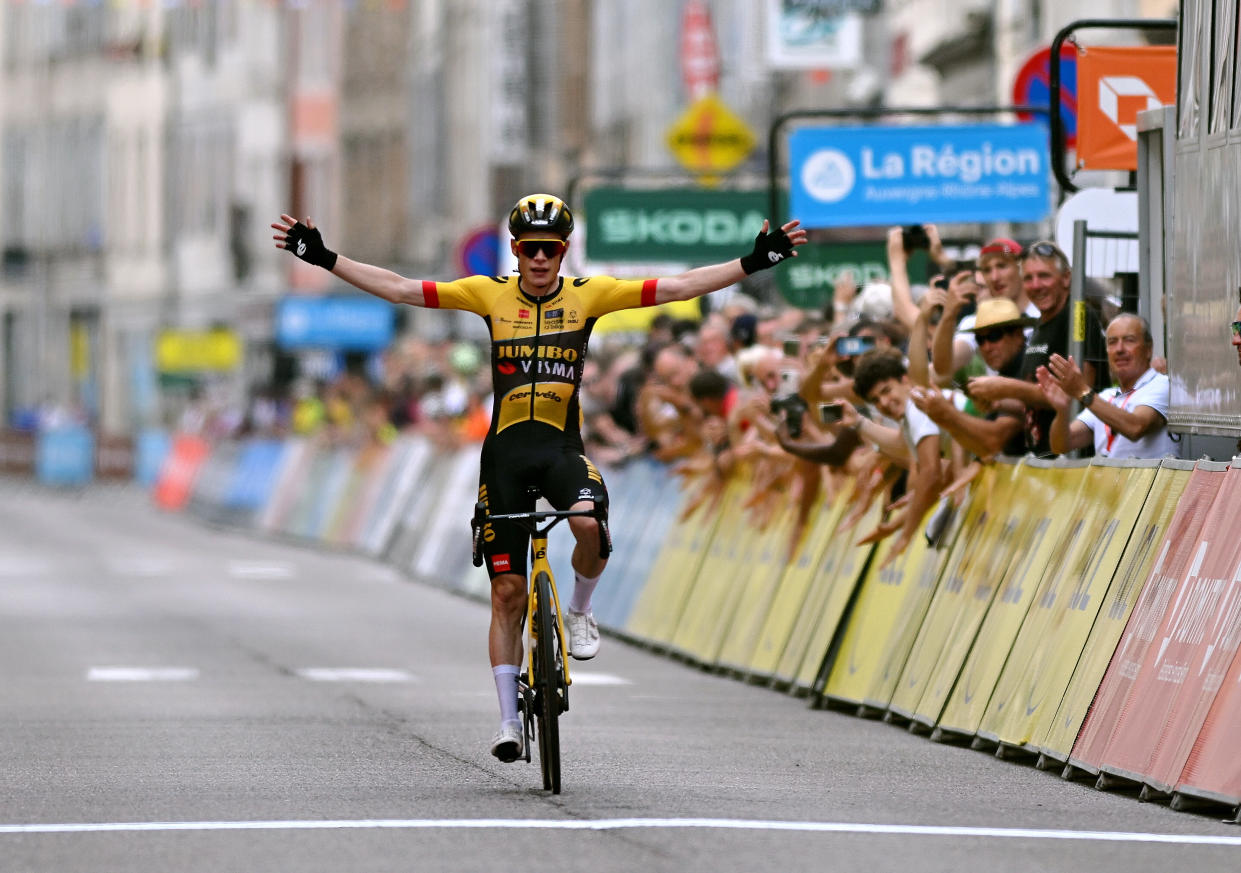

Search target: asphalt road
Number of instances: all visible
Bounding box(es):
[2,479,1239,873]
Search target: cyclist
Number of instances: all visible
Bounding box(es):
[272,195,806,762]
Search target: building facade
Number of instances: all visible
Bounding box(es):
[0,0,1167,440]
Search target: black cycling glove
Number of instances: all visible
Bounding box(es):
[284,221,338,270]
[739,224,795,275]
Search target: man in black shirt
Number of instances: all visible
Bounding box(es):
[960,241,1107,457]
[911,298,1034,460]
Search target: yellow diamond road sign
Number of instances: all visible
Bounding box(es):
[666,94,756,174]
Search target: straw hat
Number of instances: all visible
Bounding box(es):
[970,298,1037,333]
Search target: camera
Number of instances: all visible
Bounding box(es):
[770,368,808,437]
[771,392,809,439]
[781,335,802,358]
[902,224,930,252]
[818,401,844,425]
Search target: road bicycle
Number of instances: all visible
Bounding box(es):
[471,493,610,794]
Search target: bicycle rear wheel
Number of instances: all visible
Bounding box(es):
[532,570,562,793]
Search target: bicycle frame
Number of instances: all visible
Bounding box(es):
[526,527,571,691]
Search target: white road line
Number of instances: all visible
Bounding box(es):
[226,560,295,580]
[569,672,631,686]
[86,667,200,682]
[296,668,415,682]
[0,818,1239,844]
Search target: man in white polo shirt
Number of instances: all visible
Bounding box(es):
[1034,313,1177,459]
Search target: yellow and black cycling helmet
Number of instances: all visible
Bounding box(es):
[508,193,574,239]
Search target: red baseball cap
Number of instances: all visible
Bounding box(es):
[978,238,1022,258]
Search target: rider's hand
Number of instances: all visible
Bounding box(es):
[740,220,797,274]
[277,215,338,270]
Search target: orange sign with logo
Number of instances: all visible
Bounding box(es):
[1076,45,1177,171]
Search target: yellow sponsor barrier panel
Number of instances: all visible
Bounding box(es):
[823,497,959,710]
[693,499,775,667]
[716,502,799,673]
[789,499,881,693]
[904,462,1025,728]
[1038,460,1194,764]
[936,462,1083,740]
[889,464,1009,722]
[667,474,756,662]
[624,477,720,646]
[747,483,847,680]
[978,460,1159,751]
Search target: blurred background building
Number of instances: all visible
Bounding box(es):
[0,0,1176,440]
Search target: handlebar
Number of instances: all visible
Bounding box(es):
[471,501,611,568]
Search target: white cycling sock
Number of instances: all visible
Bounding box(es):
[493,664,520,727]
[570,570,602,614]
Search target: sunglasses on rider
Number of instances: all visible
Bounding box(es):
[1232,320,1241,338]
[515,238,567,259]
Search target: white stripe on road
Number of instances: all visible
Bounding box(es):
[227,561,295,580]
[296,668,415,682]
[0,818,1239,844]
[569,672,631,686]
[86,668,200,682]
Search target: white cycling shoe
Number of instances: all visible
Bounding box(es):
[565,610,600,660]
[490,721,523,763]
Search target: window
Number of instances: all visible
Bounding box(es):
[1210,0,1236,134]
[1179,0,1203,140]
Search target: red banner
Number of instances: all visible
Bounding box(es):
[680,0,720,100]
[1096,466,1241,790]
[1070,465,1224,771]
[152,435,210,511]
[1177,640,1241,806]
[1076,45,1177,171]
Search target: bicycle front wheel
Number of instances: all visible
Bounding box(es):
[532,570,562,793]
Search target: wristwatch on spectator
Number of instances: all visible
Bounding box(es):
[1078,388,1096,408]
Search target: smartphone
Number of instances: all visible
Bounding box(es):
[902,224,930,251]
[931,276,949,291]
[835,335,877,357]
[781,336,802,358]
[778,368,801,394]
[818,402,844,425]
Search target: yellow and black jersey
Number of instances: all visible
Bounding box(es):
[419,274,659,438]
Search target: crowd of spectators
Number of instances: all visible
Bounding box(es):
[196,224,1179,565]
[585,224,1179,565]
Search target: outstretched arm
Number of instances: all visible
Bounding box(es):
[655,219,807,303]
[272,215,432,307]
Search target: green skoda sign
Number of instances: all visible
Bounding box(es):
[581,186,925,311]
[583,188,768,264]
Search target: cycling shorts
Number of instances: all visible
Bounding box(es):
[475,424,609,580]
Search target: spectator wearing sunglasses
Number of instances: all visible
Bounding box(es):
[1034,314,1176,460]
[273,195,806,765]
[1232,305,1241,367]
[913,298,1033,460]
[929,239,1039,385]
[964,241,1107,457]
